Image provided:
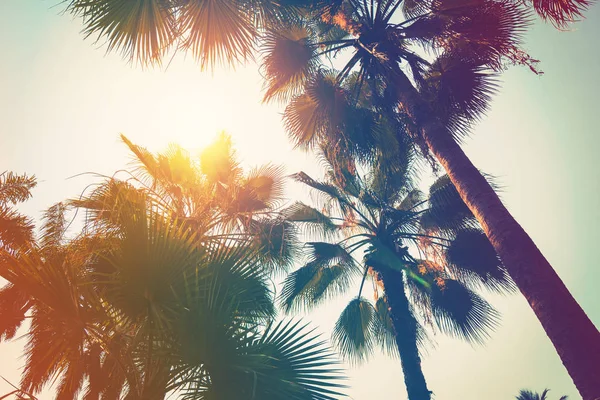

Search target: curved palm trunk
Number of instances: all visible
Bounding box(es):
[420,122,600,399]
[379,268,432,400]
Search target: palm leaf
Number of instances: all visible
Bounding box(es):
[531,0,590,28]
[261,25,319,102]
[39,202,69,249]
[446,229,515,292]
[373,297,399,357]
[0,283,30,341]
[233,164,286,212]
[428,279,500,343]
[178,0,257,68]
[0,207,35,250]
[420,174,476,232]
[67,0,177,65]
[248,217,299,273]
[332,297,378,363]
[0,171,36,205]
[283,201,340,239]
[280,260,355,312]
[425,52,499,138]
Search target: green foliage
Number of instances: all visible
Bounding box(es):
[332,297,378,363]
[0,142,345,400]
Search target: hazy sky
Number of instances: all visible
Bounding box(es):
[1,1,599,399]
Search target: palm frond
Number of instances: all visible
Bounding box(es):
[441,0,531,70]
[446,229,515,292]
[332,297,378,363]
[180,319,346,400]
[0,284,30,341]
[261,25,319,102]
[234,164,286,212]
[420,174,476,232]
[247,319,346,399]
[39,202,69,249]
[373,297,399,357]
[0,207,35,250]
[428,279,500,344]
[516,389,540,400]
[425,52,499,138]
[67,0,177,65]
[178,0,256,68]
[531,0,590,28]
[248,218,299,273]
[0,171,36,205]
[291,171,352,216]
[283,71,345,149]
[282,201,340,239]
[280,259,355,312]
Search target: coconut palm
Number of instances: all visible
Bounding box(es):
[0,165,344,400]
[280,143,511,399]
[258,1,600,396]
[516,388,568,400]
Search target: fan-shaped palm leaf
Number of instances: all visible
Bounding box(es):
[333,297,378,363]
[446,229,514,292]
[67,0,177,65]
[262,25,319,102]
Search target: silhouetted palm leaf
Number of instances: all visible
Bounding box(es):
[446,229,515,292]
[333,297,378,363]
[262,24,319,102]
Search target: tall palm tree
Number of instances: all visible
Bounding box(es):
[258,2,600,397]
[516,388,568,400]
[1,161,344,399]
[280,144,511,399]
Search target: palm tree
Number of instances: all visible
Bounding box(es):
[280,144,511,399]
[516,388,568,400]
[257,2,600,397]
[1,159,344,399]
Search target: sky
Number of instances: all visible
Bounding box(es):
[1,1,599,399]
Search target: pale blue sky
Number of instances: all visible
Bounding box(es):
[1,1,599,399]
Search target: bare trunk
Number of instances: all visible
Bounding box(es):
[379,268,432,400]
[421,122,600,399]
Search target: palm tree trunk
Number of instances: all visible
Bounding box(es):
[420,121,600,399]
[379,268,432,400]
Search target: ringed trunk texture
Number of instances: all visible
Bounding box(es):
[379,268,432,400]
[421,122,600,399]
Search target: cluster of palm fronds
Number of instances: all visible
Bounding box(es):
[0,135,345,400]
[64,0,589,67]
